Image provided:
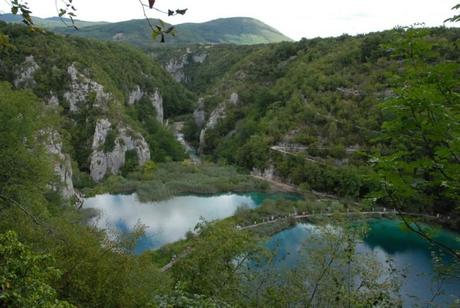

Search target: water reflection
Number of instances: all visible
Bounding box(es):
[268,221,460,307]
[85,193,275,252]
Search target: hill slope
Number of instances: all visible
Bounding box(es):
[0,13,107,28]
[0,21,195,197]
[51,17,292,48]
[177,28,460,225]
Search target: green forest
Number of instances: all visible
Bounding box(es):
[180,27,460,228]
[0,2,459,307]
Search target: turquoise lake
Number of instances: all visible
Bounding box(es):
[85,193,460,306]
[268,220,460,307]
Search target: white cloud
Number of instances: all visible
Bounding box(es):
[0,0,458,40]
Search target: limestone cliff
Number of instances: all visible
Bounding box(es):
[14,55,39,88]
[43,129,76,199]
[198,92,239,153]
[163,49,209,83]
[127,86,164,124]
[64,64,111,112]
[90,119,151,182]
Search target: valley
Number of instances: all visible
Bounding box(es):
[0,6,459,307]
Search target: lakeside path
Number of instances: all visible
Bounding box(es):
[237,211,439,231]
[161,210,442,272]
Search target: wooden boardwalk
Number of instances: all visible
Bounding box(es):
[237,211,439,231]
[160,210,441,272]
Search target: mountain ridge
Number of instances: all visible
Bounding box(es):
[0,14,292,47]
[0,13,107,28]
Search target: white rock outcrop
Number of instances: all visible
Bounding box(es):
[165,55,188,82]
[229,92,239,105]
[128,85,143,105]
[192,53,208,63]
[113,33,124,41]
[63,64,111,112]
[198,92,239,153]
[92,118,112,150]
[43,129,75,199]
[47,94,60,108]
[150,90,164,124]
[14,56,39,88]
[90,119,151,182]
[127,87,164,123]
[251,165,277,181]
[206,103,226,130]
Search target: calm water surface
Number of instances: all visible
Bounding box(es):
[85,193,460,306]
[84,192,298,252]
[268,220,460,307]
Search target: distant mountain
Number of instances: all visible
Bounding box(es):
[50,17,292,48]
[0,13,107,28]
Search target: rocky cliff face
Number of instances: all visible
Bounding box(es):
[1,25,196,197]
[163,50,209,83]
[127,86,164,124]
[198,92,239,153]
[90,119,151,182]
[150,90,164,124]
[128,85,143,106]
[14,57,156,185]
[64,64,111,112]
[43,129,76,199]
[14,55,39,88]
[165,55,189,83]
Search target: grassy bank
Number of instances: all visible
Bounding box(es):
[82,161,269,202]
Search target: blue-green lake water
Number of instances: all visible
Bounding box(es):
[85,193,460,306]
[269,220,460,307]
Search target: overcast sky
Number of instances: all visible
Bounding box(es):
[0,0,458,40]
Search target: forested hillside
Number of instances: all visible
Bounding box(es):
[0,21,195,195]
[0,5,459,305]
[0,13,107,28]
[50,17,292,48]
[176,27,460,226]
[153,44,264,93]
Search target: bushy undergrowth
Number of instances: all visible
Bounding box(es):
[85,162,269,201]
